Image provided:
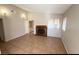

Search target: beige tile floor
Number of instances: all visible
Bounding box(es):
[0,34,67,54]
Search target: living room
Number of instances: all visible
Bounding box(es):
[0,4,79,54]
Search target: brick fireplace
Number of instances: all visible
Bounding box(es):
[36,25,47,36]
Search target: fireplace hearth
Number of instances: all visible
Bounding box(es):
[36,25,47,36]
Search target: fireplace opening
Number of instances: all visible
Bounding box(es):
[36,25,47,36]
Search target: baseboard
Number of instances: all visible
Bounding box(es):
[61,39,69,54]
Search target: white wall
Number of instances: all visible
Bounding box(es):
[0,5,29,41]
[28,13,63,38]
[28,13,48,34]
[34,13,48,34]
[62,5,79,54]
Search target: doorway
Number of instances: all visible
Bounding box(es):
[0,18,5,41]
[29,20,34,34]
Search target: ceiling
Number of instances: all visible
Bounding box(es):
[14,4,72,14]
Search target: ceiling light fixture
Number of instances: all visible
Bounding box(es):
[0,8,10,16]
[21,13,27,20]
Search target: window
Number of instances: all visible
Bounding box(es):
[48,18,60,29]
[54,18,60,29]
[62,17,67,31]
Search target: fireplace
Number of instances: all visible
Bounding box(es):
[36,25,47,36]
